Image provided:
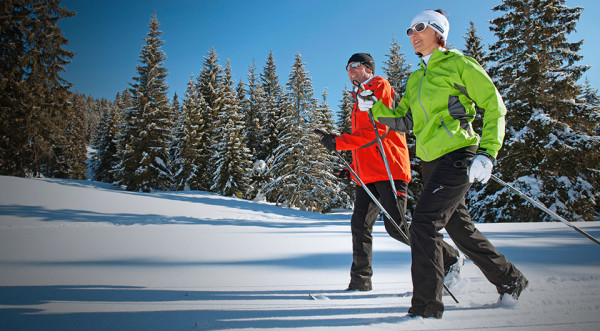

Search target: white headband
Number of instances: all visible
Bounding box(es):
[410,10,449,44]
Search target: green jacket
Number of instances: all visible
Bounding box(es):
[372,49,506,161]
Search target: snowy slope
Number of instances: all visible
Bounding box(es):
[1,175,599,330]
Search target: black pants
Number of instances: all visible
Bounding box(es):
[349,179,459,289]
[410,146,524,317]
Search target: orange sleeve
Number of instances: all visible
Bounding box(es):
[336,77,394,151]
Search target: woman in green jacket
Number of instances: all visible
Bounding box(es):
[360,9,527,319]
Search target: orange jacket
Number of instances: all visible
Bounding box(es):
[335,76,411,185]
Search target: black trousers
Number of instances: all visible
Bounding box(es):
[350,179,459,288]
[410,146,523,317]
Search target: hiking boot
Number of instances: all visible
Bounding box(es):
[346,281,372,291]
[407,306,443,319]
[497,275,529,300]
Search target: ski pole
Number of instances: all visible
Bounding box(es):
[491,175,600,246]
[353,80,410,236]
[315,130,406,241]
[314,129,459,303]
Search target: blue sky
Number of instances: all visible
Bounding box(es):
[59,0,600,105]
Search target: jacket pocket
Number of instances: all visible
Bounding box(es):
[439,117,454,137]
[447,95,475,136]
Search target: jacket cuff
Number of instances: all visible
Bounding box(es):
[476,151,496,164]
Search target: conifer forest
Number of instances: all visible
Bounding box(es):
[2,0,599,222]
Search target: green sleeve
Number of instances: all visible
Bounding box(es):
[460,57,507,159]
[371,92,413,133]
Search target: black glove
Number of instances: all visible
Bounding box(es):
[319,134,337,152]
[334,168,351,179]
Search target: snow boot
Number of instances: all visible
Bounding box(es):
[497,274,529,300]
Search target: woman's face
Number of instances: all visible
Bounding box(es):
[410,24,440,56]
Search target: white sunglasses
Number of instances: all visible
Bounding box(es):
[406,22,428,37]
[346,62,363,71]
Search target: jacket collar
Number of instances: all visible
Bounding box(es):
[419,48,461,68]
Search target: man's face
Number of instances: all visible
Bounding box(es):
[347,62,373,84]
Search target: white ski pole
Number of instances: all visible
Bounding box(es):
[491,175,600,246]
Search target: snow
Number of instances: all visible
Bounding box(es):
[1,175,600,330]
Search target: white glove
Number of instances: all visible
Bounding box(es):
[357,90,375,111]
[468,153,494,184]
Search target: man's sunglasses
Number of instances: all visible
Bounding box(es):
[406,22,428,37]
[346,62,363,71]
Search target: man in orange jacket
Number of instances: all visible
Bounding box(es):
[319,53,462,291]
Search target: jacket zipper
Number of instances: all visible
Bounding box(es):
[440,117,453,137]
[352,101,361,181]
[417,64,430,161]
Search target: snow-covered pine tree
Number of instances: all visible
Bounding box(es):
[170,76,208,191]
[0,0,76,177]
[59,93,88,180]
[115,14,172,192]
[310,89,351,211]
[382,38,412,96]
[462,21,488,70]
[337,84,353,136]
[580,78,600,110]
[195,47,226,190]
[263,52,321,211]
[91,94,123,184]
[243,62,267,161]
[170,92,181,130]
[260,51,285,162]
[473,0,599,222]
[211,60,252,198]
[79,93,111,146]
[167,92,182,167]
[335,85,356,205]
[247,51,285,201]
[461,21,489,143]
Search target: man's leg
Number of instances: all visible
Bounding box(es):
[349,184,379,290]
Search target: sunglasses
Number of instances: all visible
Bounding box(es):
[346,62,363,71]
[406,22,428,37]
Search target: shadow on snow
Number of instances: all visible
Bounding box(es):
[0,285,411,331]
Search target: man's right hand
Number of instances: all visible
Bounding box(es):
[358,90,375,111]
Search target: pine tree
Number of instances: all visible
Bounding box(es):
[247,51,285,201]
[0,0,76,177]
[195,47,225,190]
[260,51,285,162]
[171,76,207,191]
[311,89,351,211]
[462,22,488,70]
[115,14,172,192]
[335,85,356,205]
[91,94,122,184]
[263,52,321,211]
[211,60,252,198]
[474,0,599,222]
[60,93,89,179]
[382,38,412,95]
[462,21,489,150]
[243,61,267,160]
